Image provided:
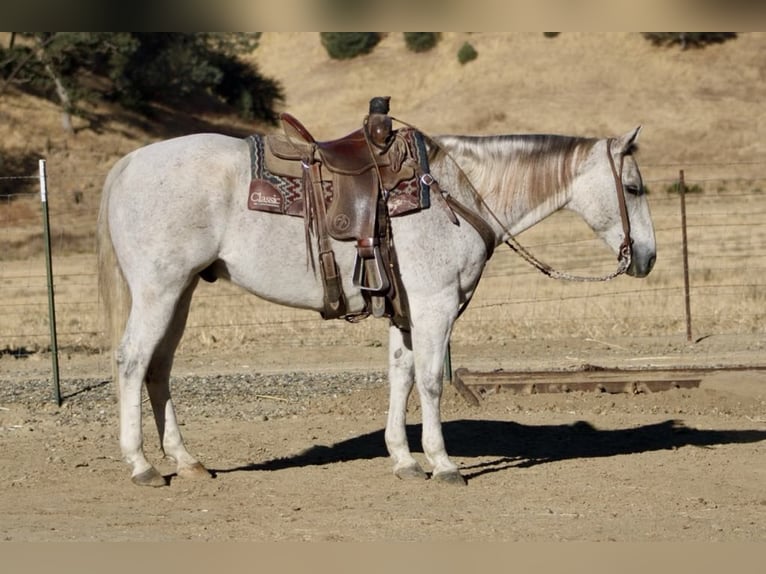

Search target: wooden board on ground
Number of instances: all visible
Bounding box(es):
[451,366,766,406]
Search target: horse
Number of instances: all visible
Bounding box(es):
[97,123,656,487]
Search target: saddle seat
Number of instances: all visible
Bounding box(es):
[280,113,383,175]
[269,112,407,177]
[266,111,417,244]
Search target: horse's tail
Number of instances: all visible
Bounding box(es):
[97,156,131,384]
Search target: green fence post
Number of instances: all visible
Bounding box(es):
[40,159,61,406]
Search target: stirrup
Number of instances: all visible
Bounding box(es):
[353,247,390,292]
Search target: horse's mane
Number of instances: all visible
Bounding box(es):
[429,134,598,215]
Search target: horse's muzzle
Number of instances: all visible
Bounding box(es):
[627,251,656,278]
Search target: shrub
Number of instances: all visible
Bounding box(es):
[457,42,478,65]
[0,149,40,199]
[320,32,381,60]
[404,32,440,53]
[665,182,703,194]
[642,33,737,50]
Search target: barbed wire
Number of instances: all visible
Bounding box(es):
[0,175,39,181]
[644,160,766,168]
[2,172,765,346]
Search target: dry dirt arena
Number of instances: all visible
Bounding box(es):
[1,334,764,543]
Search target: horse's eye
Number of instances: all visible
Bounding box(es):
[625,184,642,196]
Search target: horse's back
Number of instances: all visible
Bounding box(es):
[106,133,249,219]
[108,133,248,191]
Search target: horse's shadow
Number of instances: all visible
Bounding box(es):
[213,419,766,481]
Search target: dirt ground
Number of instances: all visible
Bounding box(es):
[1,335,764,542]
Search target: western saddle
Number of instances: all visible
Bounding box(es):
[249,97,431,326]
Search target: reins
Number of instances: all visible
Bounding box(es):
[393,116,633,282]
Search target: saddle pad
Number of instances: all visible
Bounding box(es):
[246,130,431,218]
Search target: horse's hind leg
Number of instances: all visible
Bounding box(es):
[117,280,193,487]
[145,277,211,481]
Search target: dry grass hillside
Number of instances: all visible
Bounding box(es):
[252,32,765,171]
[2,32,764,256]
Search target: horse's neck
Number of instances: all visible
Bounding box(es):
[498,179,572,237]
[431,134,578,238]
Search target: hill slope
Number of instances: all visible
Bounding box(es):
[1,32,763,257]
[253,32,765,173]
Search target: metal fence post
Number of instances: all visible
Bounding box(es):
[679,169,692,342]
[40,159,61,405]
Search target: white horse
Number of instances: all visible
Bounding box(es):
[98,125,656,486]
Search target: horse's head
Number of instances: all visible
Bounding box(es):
[568,126,656,278]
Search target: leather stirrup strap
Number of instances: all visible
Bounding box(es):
[307,161,346,318]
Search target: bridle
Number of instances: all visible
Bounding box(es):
[608,138,634,267]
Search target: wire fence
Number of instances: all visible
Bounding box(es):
[1,162,765,364]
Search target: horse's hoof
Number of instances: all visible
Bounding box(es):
[394,464,427,480]
[131,467,167,487]
[432,470,467,486]
[177,462,212,480]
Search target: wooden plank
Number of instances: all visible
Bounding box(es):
[451,365,766,404]
[452,367,704,404]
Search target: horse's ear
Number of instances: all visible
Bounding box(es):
[616,125,642,154]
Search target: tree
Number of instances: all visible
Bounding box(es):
[1,33,102,133]
[0,33,283,131]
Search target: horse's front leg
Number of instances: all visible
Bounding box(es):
[385,325,427,480]
[412,309,465,485]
